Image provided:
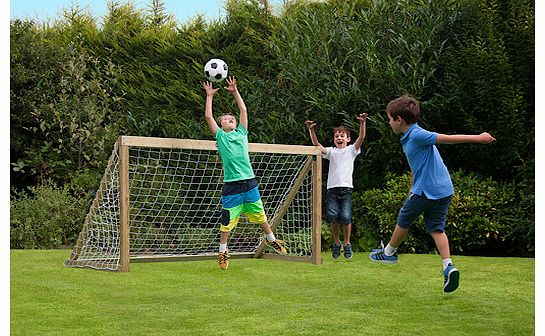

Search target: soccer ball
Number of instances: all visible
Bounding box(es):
[204,58,228,82]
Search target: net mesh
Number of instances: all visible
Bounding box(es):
[65,140,316,271]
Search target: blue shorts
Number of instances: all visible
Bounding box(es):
[397,193,453,233]
[325,187,353,225]
[220,178,267,232]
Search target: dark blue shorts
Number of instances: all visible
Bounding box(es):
[325,187,353,225]
[397,193,453,233]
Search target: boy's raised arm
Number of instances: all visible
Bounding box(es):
[224,76,248,130]
[354,113,368,150]
[305,120,328,155]
[203,81,219,135]
[436,132,496,145]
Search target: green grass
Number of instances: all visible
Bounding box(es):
[11,250,534,336]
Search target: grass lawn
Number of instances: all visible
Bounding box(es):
[10,250,534,335]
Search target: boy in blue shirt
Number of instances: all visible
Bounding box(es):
[369,95,495,292]
[203,77,286,270]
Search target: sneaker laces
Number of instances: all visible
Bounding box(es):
[269,240,282,251]
[219,252,228,263]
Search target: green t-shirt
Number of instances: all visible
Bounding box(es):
[215,124,255,182]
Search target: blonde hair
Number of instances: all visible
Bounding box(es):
[216,113,235,125]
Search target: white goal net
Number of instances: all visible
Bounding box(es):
[65,136,322,271]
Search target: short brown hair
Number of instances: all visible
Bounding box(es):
[333,126,350,137]
[386,95,420,124]
[216,113,235,125]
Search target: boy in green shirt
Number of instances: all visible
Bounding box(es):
[203,76,286,270]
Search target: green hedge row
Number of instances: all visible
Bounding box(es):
[11,170,533,257]
[10,0,534,255]
[331,170,534,257]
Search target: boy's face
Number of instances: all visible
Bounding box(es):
[387,112,403,134]
[220,115,237,132]
[333,131,350,148]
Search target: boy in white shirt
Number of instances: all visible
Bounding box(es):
[305,114,368,259]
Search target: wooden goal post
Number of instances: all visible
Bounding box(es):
[65,136,323,271]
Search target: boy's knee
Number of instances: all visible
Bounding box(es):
[429,229,446,235]
[220,209,239,232]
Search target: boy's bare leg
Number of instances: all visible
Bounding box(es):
[218,231,230,269]
[388,224,409,248]
[342,223,352,246]
[260,221,272,234]
[430,231,451,259]
[220,231,229,244]
[342,223,353,259]
[331,222,341,245]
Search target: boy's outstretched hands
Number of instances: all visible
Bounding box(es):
[478,132,496,144]
[224,76,238,93]
[305,120,316,130]
[203,76,238,96]
[357,113,368,123]
[203,81,219,96]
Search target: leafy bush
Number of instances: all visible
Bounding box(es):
[10,183,88,249]
[431,0,534,183]
[12,36,121,186]
[9,0,534,253]
[352,171,534,257]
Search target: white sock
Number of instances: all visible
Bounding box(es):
[266,233,276,242]
[219,243,228,253]
[384,244,397,256]
[442,258,453,270]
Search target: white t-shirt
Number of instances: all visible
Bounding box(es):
[323,144,361,189]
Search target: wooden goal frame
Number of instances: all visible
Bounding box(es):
[69,136,323,272]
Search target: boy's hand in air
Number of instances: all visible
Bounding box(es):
[224,76,238,93]
[203,81,219,96]
[305,120,316,130]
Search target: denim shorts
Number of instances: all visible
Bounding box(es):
[397,193,453,233]
[325,187,353,225]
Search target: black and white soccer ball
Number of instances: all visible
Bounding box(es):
[204,58,228,82]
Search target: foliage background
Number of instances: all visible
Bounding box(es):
[10,0,534,256]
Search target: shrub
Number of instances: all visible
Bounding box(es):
[352,171,533,257]
[10,183,88,249]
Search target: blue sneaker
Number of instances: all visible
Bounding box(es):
[369,249,398,264]
[443,264,460,293]
[331,243,341,259]
[343,244,353,259]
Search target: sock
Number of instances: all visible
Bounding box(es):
[384,244,397,256]
[219,243,228,253]
[442,258,453,270]
[266,233,276,242]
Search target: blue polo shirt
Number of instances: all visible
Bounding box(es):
[400,123,454,199]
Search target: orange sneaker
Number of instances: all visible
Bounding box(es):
[267,239,287,255]
[218,251,229,270]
